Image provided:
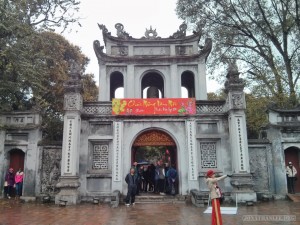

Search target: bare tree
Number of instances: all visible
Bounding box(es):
[177,0,300,105]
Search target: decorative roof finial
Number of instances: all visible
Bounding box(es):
[170,23,187,39]
[144,26,158,39]
[115,23,131,39]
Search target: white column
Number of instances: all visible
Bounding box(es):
[125,65,134,98]
[98,65,108,101]
[197,61,207,100]
[186,120,199,190]
[170,64,180,98]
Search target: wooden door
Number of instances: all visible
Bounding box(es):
[285,147,300,193]
[9,149,25,172]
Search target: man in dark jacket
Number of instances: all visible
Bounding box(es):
[125,168,138,206]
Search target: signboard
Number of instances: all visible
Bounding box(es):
[112,98,196,115]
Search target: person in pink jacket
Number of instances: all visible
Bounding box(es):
[15,168,24,197]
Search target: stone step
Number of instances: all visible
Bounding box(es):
[287,193,300,202]
[134,194,187,204]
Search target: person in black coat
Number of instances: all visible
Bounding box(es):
[125,168,138,206]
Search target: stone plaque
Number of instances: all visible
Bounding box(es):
[186,120,198,180]
[133,46,170,56]
[113,122,122,181]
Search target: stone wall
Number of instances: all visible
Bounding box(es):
[248,140,273,194]
[38,145,62,198]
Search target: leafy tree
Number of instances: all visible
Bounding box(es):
[245,94,269,138]
[176,0,300,106]
[0,1,98,141]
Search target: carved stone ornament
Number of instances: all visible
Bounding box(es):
[231,93,244,109]
[170,23,187,39]
[40,148,62,196]
[224,62,244,92]
[115,23,131,39]
[144,26,159,39]
[118,45,128,56]
[98,23,110,35]
[64,94,82,111]
[133,130,175,146]
[69,59,81,76]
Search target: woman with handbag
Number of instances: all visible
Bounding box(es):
[206,170,230,225]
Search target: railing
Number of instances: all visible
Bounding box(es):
[82,100,227,116]
[196,100,227,114]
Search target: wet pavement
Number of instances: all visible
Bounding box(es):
[0,198,300,225]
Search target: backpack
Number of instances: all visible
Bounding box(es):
[169,168,177,179]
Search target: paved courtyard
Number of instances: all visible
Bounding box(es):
[0,199,299,225]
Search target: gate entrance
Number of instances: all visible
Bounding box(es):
[132,130,178,195]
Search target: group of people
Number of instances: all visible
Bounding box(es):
[3,168,24,199]
[125,160,178,206]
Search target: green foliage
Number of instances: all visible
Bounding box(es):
[245,94,269,138]
[0,0,98,142]
[176,0,300,105]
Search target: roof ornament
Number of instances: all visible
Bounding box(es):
[170,23,187,39]
[224,61,245,93]
[98,24,110,35]
[115,23,131,39]
[144,26,159,39]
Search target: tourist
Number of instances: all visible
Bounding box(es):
[154,161,160,193]
[148,163,155,192]
[286,162,297,194]
[132,161,140,195]
[158,160,166,195]
[125,168,138,206]
[15,168,24,198]
[138,165,144,192]
[167,164,177,195]
[4,168,15,199]
[164,163,170,194]
[206,170,230,225]
[142,166,149,192]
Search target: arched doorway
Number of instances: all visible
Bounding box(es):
[132,129,178,194]
[285,147,300,193]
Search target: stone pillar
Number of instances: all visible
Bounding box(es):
[225,63,256,203]
[111,121,123,192]
[98,63,108,101]
[55,61,83,205]
[186,119,199,190]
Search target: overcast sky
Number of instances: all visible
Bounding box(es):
[62,0,221,92]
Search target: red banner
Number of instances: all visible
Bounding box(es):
[112,98,196,115]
